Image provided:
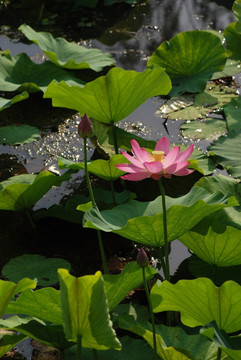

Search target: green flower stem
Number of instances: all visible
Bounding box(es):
[83,138,108,274]
[156,247,167,279]
[217,348,222,360]
[25,210,36,230]
[111,123,119,155]
[77,335,82,360]
[93,349,98,360]
[158,179,170,282]
[110,179,117,206]
[142,266,158,360]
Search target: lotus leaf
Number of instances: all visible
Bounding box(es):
[181,118,227,141]
[0,52,83,93]
[118,314,220,360]
[0,332,27,358]
[83,187,237,247]
[58,269,121,350]
[0,124,40,145]
[19,24,115,71]
[0,171,70,211]
[224,22,241,60]
[151,278,241,333]
[0,92,29,111]
[148,31,227,96]
[44,67,172,124]
[223,96,241,133]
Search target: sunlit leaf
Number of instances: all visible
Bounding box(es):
[58,154,126,181]
[0,53,83,93]
[19,24,115,72]
[211,58,241,79]
[148,31,227,96]
[0,124,40,145]
[103,262,157,311]
[2,254,71,286]
[5,287,62,325]
[58,269,121,350]
[84,187,237,247]
[0,278,36,318]
[44,67,172,124]
[151,278,241,333]
[224,22,241,60]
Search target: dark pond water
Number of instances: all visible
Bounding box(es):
[0,0,236,279]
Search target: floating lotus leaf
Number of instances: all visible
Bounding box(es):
[0,92,29,111]
[211,58,241,79]
[44,67,172,124]
[83,187,237,247]
[2,254,71,286]
[208,132,241,177]
[223,96,241,133]
[0,124,40,145]
[0,53,83,93]
[19,24,115,71]
[157,82,237,121]
[148,31,227,96]
[151,278,241,333]
[181,118,227,141]
[58,269,121,350]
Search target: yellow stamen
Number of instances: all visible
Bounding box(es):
[152,151,165,162]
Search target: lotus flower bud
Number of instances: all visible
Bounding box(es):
[137,248,149,267]
[78,114,94,139]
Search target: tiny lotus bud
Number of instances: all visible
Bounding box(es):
[78,114,94,139]
[137,248,149,267]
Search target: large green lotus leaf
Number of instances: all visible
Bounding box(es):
[180,222,241,267]
[181,118,227,142]
[66,336,154,360]
[148,31,227,96]
[2,254,71,286]
[208,132,241,177]
[0,124,40,145]
[58,269,121,350]
[0,278,36,318]
[0,171,70,211]
[224,22,241,60]
[188,255,241,284]
[5,287,62,325]
[58,154,126,181]
[0,316,72,350]
[83,187,237,247]
[195,175,241,229]
[118,314,221,360]
[19,24,115,72]
[151,278,241,333]
[44,67,172,124]
[0,52,83,93]
[157,82,237,121]
[0,91,29,111]
[184,148,217,176]
[103,262,157,311]
[0,332,27,358]
[223,97,241,133]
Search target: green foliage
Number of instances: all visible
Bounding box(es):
[44,67,172,123]
[19,24,115,71]
[58,269,121,349]
[0,332,27,359]
[0,124,40,145]
[83,187,237,247]
[151,278,241,333]
[148,31,227,96]
[0,92,29,111]
[2,254,71,286]
[0,171,71,211]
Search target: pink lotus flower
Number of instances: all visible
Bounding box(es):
[116,137,194,181]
